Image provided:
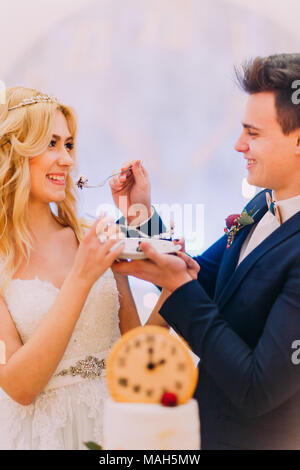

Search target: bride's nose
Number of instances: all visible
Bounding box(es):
[58,149,73,167]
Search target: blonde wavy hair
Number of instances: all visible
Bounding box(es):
[0,86,90,295]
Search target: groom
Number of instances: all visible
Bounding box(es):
[113,53,300,450]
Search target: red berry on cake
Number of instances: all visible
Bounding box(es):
[161,392,178,407]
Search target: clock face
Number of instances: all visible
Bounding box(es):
[106,326,198,404]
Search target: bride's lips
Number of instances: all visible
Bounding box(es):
[46,174,66,186]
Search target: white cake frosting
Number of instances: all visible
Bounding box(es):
[103,398,200,450]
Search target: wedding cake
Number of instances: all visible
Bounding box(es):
[103,325,200,450]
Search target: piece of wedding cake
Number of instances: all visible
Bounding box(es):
[103,325,200,450]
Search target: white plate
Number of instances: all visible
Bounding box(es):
[110,237,181,260]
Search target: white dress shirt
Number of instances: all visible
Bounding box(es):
[237,191,300,266]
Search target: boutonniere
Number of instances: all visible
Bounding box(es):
[224,207,257,249]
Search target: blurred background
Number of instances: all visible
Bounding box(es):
[1,0,299,323]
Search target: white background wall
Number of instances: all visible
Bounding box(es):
[1,0,299,76]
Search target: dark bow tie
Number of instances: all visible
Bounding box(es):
[266,192,282,225]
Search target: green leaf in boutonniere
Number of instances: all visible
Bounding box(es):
[237,211,254,226]
[224,206,258,249]
[238,206,258,225]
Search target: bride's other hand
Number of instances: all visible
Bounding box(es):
[145,289,171,328]
[69,216,125,289]
[173,238,185,253]
[109,159,151,226]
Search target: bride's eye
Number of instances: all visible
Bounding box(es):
[49,139,56,148]
[65,142,74,151]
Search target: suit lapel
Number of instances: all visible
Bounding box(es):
[214,201,268,300]
[216,209,300,310]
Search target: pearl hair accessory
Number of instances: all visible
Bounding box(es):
[8,94,59,111]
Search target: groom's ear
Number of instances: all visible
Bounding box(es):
[295,136,300,155]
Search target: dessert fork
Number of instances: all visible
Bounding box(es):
[76,166,133,190]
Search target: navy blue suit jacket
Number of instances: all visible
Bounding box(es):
[160,189,300,449]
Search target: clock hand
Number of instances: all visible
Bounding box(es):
[147,348,156,370]
[147,362,156,370]
[146,348,166,370]
[154,359,166,367]
[147,359,166,370]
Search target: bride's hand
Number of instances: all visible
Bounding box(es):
[69,216,125,288]
[173,238,185,253]
[109,159,151,226]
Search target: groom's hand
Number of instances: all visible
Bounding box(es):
[112,241,200,293]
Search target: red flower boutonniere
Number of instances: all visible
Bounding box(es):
[224,207,257,249]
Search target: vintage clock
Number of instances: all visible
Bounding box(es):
[106,325,198,404]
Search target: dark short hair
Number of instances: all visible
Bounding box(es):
[235,53,300,135]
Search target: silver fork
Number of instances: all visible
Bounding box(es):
[76,166,133,190]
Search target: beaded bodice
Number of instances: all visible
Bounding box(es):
[2,269,121,391]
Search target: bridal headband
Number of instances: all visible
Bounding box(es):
[7,94,59,111]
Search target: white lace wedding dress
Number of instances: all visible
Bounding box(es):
[0,268,121,450]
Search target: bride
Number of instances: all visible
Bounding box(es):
[0,86,168,450]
